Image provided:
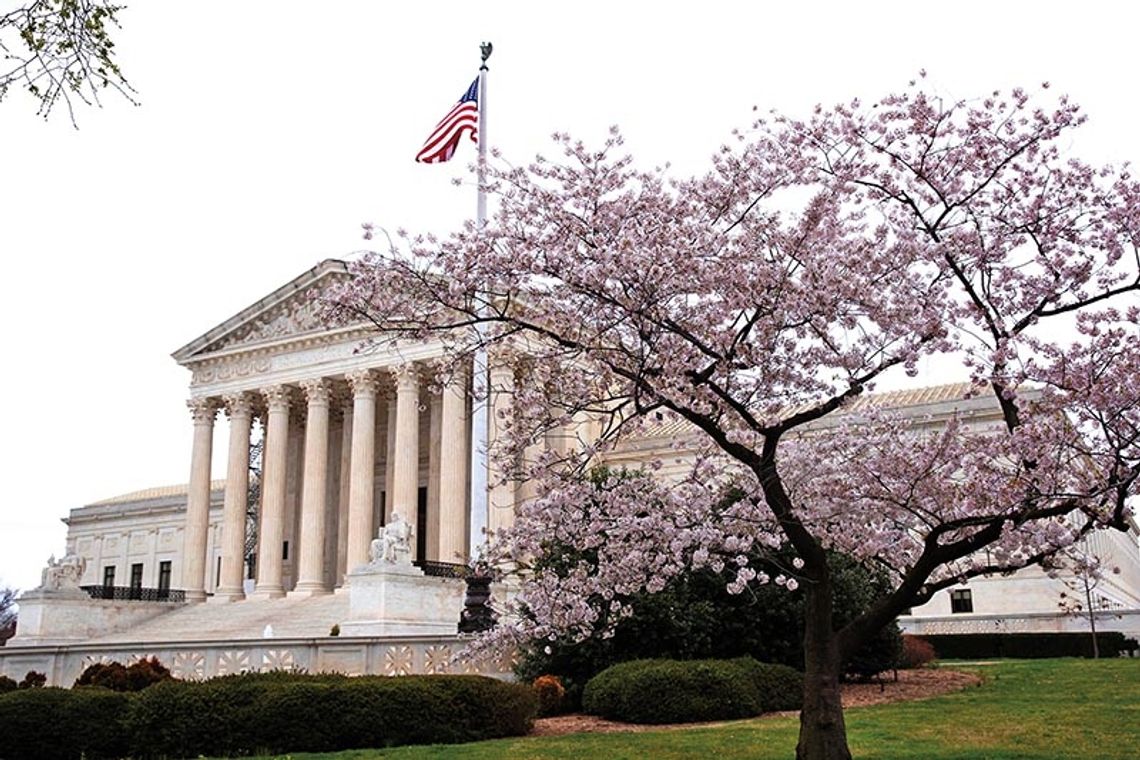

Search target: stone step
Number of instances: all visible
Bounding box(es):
[88,593,351,644]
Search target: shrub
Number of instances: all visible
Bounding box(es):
[533,674,566,716]
[0,686,133,759]
[0,674,17,693]
[76,657,172,691]
[921,632,1132,659]
[844,623,904,682]
[583,658,765,724]
[127,656,172,690]
[76,661,131,690]
[899,635,937,668]
[126,672,537,757]
[18,670,46,689]
[732,658,804,712]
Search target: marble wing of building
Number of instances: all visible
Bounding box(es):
[2,261,1138,684]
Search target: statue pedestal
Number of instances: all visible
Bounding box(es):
[9,589,181,646]
[340,560,465,637]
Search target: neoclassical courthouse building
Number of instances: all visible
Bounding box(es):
[3,260,1139,684]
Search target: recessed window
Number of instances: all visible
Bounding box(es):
[950,589,973,614]
[103,565,116,587]
[282,540,289,561]
[158,561,172,594]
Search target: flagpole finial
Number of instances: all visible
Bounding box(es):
[480,41,493,69]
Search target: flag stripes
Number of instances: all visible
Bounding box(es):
[415,78,479,164]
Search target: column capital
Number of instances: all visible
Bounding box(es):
[346,369,379,398]
[300,377,333,406]
[187,397,219,424]
[391,362,420,392]
[262,384,292,412]
[222,392,255,419]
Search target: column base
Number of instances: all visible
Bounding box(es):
[247,586,286,601]
[287,584,332,599]
[184,589,207,603]
[208,589,246,603]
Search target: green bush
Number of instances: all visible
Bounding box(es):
[0,674,16,693]
[0,686,133,759]
[583,657,791,724]
[732,658,804,712]
[126,672,537,757]
[921,632,1133,659]
[844,623,903,682]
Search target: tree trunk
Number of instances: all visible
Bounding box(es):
[796,577,853,760]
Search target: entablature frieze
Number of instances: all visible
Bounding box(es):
[186,333,451,399]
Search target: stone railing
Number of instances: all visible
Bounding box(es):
[0,634,516,687]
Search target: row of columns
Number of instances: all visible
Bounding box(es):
[180,365,473,602]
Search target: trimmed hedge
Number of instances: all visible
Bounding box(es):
[733,658,804,712]
[922,632,1139,660]
[126,672,537,758]
[582,657,802,724]
[0,686,132,760]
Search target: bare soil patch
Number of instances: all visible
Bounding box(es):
[531,668,981,737]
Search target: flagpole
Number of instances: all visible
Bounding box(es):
[468,41,492,560]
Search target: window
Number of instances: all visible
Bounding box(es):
[103,565,116,587]
[158,561,172,595]
[130,563,144,600]
[950,588,973,614]
[282,540,289,561]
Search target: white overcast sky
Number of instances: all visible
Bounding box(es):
[1,1,1138,591]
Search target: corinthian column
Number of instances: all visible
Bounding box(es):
[181,397,218,602]
[292,378,332,596]
[252,385,291,599]
[214,393,253,601]
[439,369,469,563]
[335,397,353,586]
[392,363,421,559]
[345,370,378,571]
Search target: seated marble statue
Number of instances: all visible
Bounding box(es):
[369,512,414,565]
[39,552,86,591]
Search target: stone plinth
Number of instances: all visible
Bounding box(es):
[340,561,465,637]
[10,590,183,646]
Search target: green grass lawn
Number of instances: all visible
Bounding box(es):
[225,658,1140,760]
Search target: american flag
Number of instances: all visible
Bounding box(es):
[415,78,479,164]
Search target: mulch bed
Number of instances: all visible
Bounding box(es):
[531,668,981,737]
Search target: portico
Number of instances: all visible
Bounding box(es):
[172,260,504,602]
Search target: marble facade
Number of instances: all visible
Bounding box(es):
[171,260,499,603]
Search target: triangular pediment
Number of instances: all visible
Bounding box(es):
[172,259,358,362]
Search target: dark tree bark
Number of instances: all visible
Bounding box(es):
[796,569,853,760]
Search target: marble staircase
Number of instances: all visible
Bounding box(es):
[87,593,351,644]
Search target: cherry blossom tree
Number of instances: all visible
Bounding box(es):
[329,78,1140,760]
